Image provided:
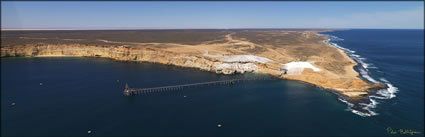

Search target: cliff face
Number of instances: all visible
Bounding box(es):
[0,44,263,75]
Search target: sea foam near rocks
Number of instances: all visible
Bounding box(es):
[322,33,398,117]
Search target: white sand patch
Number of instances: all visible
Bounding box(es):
[283,61,321,75]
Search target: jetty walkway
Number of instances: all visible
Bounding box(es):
[124,76,276,96]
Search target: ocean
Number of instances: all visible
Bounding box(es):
[1,29,423,136]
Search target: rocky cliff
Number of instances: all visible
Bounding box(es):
[0,44,264,75]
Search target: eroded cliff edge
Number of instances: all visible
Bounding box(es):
[0,44,261,74]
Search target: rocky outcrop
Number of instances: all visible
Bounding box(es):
[215,63,259,74]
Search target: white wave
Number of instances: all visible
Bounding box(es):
[328,42,356,53]
[323,34,401,117]
[379,78,389,83]
[351,54,360,58]
[324,35,378,71]
[360,99,379,109]
[369,99,379,108]
[361,99,379,116]
[338,98,356,112]
[328,35,345,41]
[372,83,398,99]
[353,57,371,69]
[352,99,379,117]
[359,68,379,83]
[369,95,388,100]
[351,108,378,117]
[338,98,354,107]
[356,60,377,69]
[339,97,378,117]
[325,34,382,84]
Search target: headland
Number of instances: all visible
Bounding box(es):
[0,29,386,114]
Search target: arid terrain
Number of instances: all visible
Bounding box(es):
[1,29,385,100]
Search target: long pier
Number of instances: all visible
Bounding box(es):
[124,76,276,96]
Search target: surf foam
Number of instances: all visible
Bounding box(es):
[322,33,399,117]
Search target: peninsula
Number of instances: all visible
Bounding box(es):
[0,29,386,113]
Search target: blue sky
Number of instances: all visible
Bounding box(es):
[1,2,424,29]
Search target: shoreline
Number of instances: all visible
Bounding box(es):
[0,30,387,116]
[1,54,378,116]
[319,32,398,116]
[1,52,381,115]
[320,32,376,115]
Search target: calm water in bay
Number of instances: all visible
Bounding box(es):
[1,29,424,136]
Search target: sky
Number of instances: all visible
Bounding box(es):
[1,2,424,29]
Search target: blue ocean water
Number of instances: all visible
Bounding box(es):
[1,29,424,136]
[322,29,424,132]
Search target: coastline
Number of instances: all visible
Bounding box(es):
[0,30,387,116]
[318,31,399,116]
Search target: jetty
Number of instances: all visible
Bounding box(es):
[124,76,276,96]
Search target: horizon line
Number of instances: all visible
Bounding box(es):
[1,27,423,31]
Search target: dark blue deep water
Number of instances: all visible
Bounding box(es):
[1,29,424,136]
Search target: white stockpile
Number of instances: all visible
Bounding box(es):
[283,61,321,75]
[204,51,321,75]
[203,51,271,64]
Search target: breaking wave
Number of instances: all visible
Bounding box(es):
[338,97,378,117]
[370,82,398,99]
[322,34,399,117]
